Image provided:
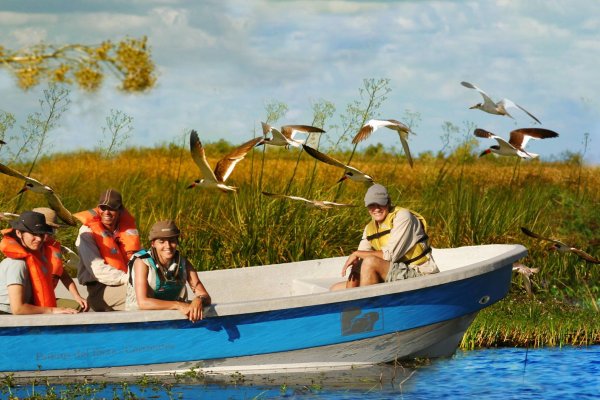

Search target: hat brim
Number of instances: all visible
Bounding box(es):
[10,220,54,235]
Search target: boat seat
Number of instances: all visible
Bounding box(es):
[292,277,342,295]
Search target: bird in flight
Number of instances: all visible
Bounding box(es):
[461,81,541,124]
[188,130,264,192]
[261,122,325,148]
[512,262,539,296]
[352,119,414,168]
[0,161,78,226]
[520,227,600,264]
[302,144,374,184]
[474,128,559,159]
[261,191,357,210]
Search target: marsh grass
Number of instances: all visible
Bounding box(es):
[1,144,599,347]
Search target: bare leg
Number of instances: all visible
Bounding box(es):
[359,256,390,286]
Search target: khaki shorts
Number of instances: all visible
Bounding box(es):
[86,282,126,311]
[385,258,439,282]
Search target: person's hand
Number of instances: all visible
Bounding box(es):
[177,298,204,322]
[342,253,361,277]
[75,296,89,312]
[51,307,78,314]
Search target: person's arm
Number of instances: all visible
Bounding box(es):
[132,258,198,321]
[185,261,210,321]
[383,209,420,262]
[8,284,77,315]
[59,270,89,312]
[76,229,127,285]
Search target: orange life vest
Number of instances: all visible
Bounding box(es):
[73,208,141,273]
[45,237,64,288]
[0,229,57,307]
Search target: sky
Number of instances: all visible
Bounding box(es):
[1,0,599,164]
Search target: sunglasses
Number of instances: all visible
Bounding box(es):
[99,205,119,212]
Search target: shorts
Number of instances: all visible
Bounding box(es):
[385,258,439,282]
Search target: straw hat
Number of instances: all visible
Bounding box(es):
[32,207,63,228]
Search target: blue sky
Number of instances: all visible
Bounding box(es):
[1,0,599,163]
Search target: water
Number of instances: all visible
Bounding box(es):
[5,346,598,399]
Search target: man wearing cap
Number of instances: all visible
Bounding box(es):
[126,220,211,322]
[74,189,141,311]
[0,210,77,314]
[331,184,438,290]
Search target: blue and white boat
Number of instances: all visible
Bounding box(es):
[0,244,526,379]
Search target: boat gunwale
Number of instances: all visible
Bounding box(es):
[0,244,526,328]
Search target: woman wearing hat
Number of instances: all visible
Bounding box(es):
[0,211,77,315]
[126,220,211,322]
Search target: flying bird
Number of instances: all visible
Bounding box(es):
[461,81,541,124]
[188,130,264,192]
[0,212,19,222]
[0,161,78,226]
[352,119,414,168]
[520,227,600,264]
[512,262,539,296]
[261,122,325,148]
[302,144,374,184]
[261,191,358,210]
[474,128,559,159]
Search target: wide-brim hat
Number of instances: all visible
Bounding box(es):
[10,211,54,235]
[149,220,181,241]
[32,207,63,228]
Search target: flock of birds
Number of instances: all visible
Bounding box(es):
[0,81,596,296]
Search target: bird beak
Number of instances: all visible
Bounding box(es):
[17,186,28,195]
[479,149,490,158]
[186,183,196,189]
[336,175,348,184]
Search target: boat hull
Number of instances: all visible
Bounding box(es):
[0,244,526,378]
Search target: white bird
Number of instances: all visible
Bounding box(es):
[0,212,19,222]
[0,161,78,226]
[352,119,414,168]
[474,128,559,159]
[261,192,358,210]
[261,122,325,148]
[521,227,600,264]
[188,130,264,192]
[302,144,374,184]
[512,262,539,296]
[461,81,541,124]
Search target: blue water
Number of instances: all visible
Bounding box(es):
[4,346,598,399]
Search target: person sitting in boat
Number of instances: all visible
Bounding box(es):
[0,211,78,315]
[33,207,88,312]
[125,220,211,322]
[331,184,438,290]
[74,189,141,311]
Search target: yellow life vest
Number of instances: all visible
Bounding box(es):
[364,207,430,265]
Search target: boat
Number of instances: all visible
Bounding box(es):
[0,243,526,379]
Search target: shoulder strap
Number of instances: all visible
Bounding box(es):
[128,249,152,285]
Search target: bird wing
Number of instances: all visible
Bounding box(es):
[281,125,325,140]
[474,129,516,152]
[0,212,19,221]
[520,227,568,247]
[461,81,496,108]
[45,191,78,226]
[189,130,219,183]
[394,128,414,168]
[509,128,559,150]
[302,144,348,170]
[0,161,45,187]
[262,191,313,204]
[321,201,358,208]
[569,248,600,264]
[499,99,541,124]
[214,136,264,182]
[352,123,375,144]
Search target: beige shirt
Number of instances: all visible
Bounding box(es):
[75,225,128,286]
[357,208,427,263]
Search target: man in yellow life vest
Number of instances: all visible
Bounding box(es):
[331,184,439,290]
[74,189,141,311]
[0,211,78,315]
